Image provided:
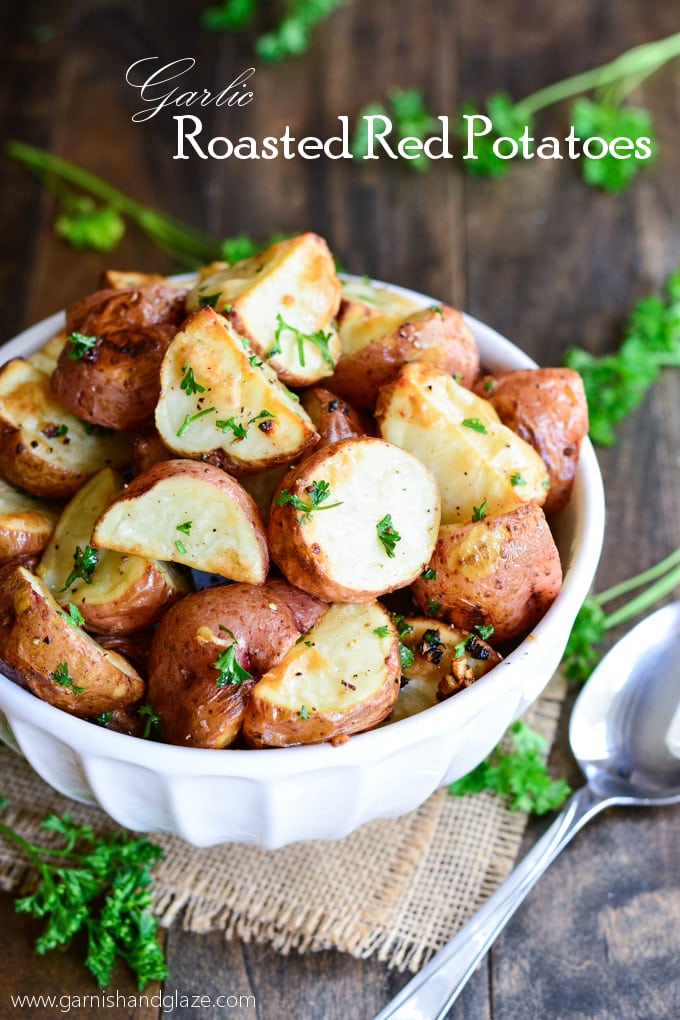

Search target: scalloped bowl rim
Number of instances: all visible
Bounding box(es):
[0,276,605,784]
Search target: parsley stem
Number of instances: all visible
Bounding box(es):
[602,562,680,631]
[593,546,680,606]
[516,32,680,118]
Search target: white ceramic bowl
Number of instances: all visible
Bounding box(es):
[0,278,605,848]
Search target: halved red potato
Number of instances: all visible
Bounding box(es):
[147,579,325,748]
[92,460,269,583]
[155,307,319,474]
[0,358,131,499]
[299,386,371,448]
[331,304,479,410]
[37,467,190,634]
[411,503,562,643]
[51,283,188,430]
[186,232,342,386]
[0,566,144,717]
[474,368,588,515]
[268,437,441,602]
[243,601,401,747]
[376,363,548,525]
[391,617,502,722]
[0,478,59,565]
[338,278,424,349]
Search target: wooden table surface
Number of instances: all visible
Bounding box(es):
[1,1,679,1017]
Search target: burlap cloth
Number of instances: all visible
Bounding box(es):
[0,675,566,974]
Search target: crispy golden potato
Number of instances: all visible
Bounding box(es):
[0,358,131,499]
[99,269,165,289]
[331,304,479,410]
[92,459,269,583]
[130,427,174,476]
[155,307,319,473]
[243,601,401,748]
[0,566,144,717]
[27,331,67,376]
[391,617,502,722]
[475,368,588,515]
[268,437,441,602]
[411,503,562,643]
[376,363,549,525]
[300,386,371,448]
[0,478,59,565]
[147,579,325,748]
[186,233,342,386]
[51,283,188,430]
[338,279,424,350]
[38,467,190,634]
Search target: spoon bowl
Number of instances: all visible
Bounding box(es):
[375,600,680,1020]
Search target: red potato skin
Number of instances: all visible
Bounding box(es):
[147,579,326,748]
[0,515,54,565]
[130,427,175,476]
[474,368,588,515]
[330,304,480,410]
[411,503,563,644]
[299,387,373,449]
[52,284,188,430]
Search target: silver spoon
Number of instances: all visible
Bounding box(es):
[375,600,680,1020]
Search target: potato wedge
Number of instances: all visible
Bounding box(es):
[0,478,59,565]
[186,233,342,386]
[0,566,144,717]
[338,279,424,352]
[376,363,548,525]
[27,330,67,376]
[0,358,131,499]
[391,617,502,722]
[147,579,325,748]
[331,304,479,410]
[411,503,562,643]
[99,269,166,289]
[38,467,190,634]
[52,283,188,430]
[300,386,371,448]
[475,368,588,515]
[155,307,318,473]
[243,601,401,747]
[92,459,269,582]
[268,437,441,602]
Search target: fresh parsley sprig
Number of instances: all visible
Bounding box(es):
[273,314,335,367]
[59,545,99,591]
[450,721,571,815]
[214,640,253,686]
[564,265,680,446]
[352,88,439,172]
[275,479,343,521]
[562,547,680,683]
[202,0,347,62]
[0,798,167,988]
[67,331,99,360]
[376,514,401,558]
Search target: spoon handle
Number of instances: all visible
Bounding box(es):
[374,784,611,1020]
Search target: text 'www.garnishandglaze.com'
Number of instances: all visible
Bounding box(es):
[8,990,257,1013]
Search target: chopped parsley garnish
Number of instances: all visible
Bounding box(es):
[475,624,495,641]
[376,514,401,558]
[176,521,192,535]
[453,635,472,658]
[390,614,415,672]
[248,354,262,367]
[58,603,84,628]
[426,598,442,615]
[462,418,488,434]
[97,711,113,726]
[198,292,221,309]
[59,545,99,591]
[55,424,68,437]
[50,662,85,695]
[373,625,390,638]
[421,567,437,580]
[180,362,206,395]
[214,644,252,686]
[510,472,527,487]
[176,406,216,437]
[432,305,444,316]
[67,332,98,360]
[248,409,275,424]
[352,88,439,172]
[298,705,310,720]
[138,704,161,739]
[275,479,343,522]
[484,379,497,393]
[174,539,187,555]
[215,416,248,440]
[273,314,335,367]
[472,500,488,522]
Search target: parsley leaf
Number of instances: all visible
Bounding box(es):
[138,704,161,739]
[215,416,248,440]
[274,314,335,367]
[59,545,99,591]
[572,98,654,193]
[275,479,343,521]
[58,603,84,628]
[458,92,531,178]
[254,0,347,62]
[376,513,401,558]
[449,720,571,815]
[50,662,85,695]
[352,88,439,172]
[214,644,252,686]
[0,799,166,988]
[176,407,216,437]
[421,567,437,580]
[510,473,527,487]
[472,500,487,522]
[54,195,125,252]
[67,331,98,360]
[462,417,488,434]
[201,0,258,32]
[180,363,206,395]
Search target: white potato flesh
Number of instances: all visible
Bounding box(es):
[377,363,548,525]
[253,602,396,714]
[186,233,342,384]
[0,478,59,536]
[38,468,186,614]
[93,473,267,582]
[0,359,130,478]
[299,439,440,592]
[155,308,318,470]
[338,281,424,355]
[26,331,67,376]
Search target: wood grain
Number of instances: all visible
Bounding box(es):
[0,0,678,1017]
